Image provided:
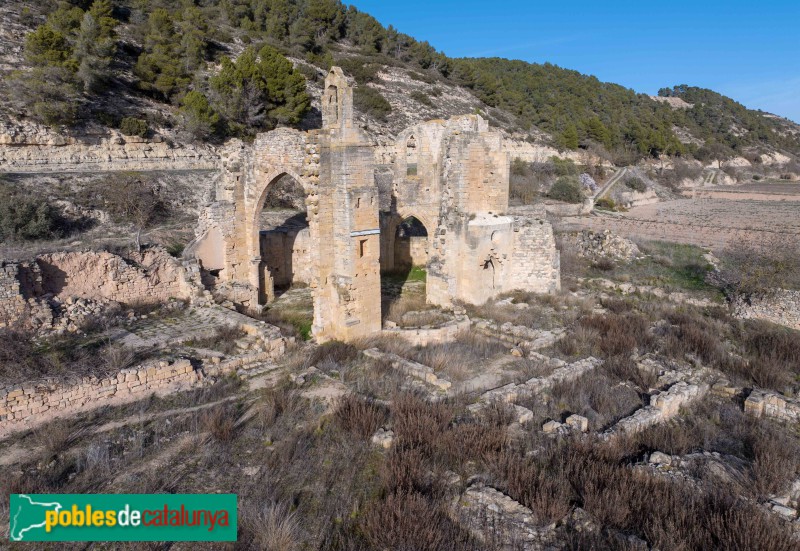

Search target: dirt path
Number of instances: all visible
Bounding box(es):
[594,167,627,200]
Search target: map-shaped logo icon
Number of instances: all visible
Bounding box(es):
[10,494,63,541]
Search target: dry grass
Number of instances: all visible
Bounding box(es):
[184,324,248,355]
[408,330,509,381]
[240,502,301,551]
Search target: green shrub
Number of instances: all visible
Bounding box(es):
[354,86,392,121]
[336,57,381,84]
[624,175,647,192]
[119,117,148,137]
[551,156,579,176]
[410,90,433,107]
[595,197,616,210]
[548,176,584,203]
[0,188,67,241]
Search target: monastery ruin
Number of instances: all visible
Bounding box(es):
[188,67,560,341]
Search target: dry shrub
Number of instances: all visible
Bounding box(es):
[708,503,799,551]
[748,419,800,496]
[381,447,432,495]
[200,403,240,443]
[490,445,574,526]
[578,312,653,357]
[33,419,84,460]
[333,394,389,439]
[309,340,359,367]
[550,372,644,431]
[740,320,800,383]
[439,422,507,465]
[240,502,300,551]
[257,388,297,429]
[359,492,476,551]
[480,400,516,427]
[662,311,728,366]
[601,354,657,390]
[391,392,453,451]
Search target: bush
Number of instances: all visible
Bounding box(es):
[548,176,584,203]
[119,117,148,137]
[410,90,433,107]
[0,188,68,241]
[336,57,381,84]
[354,86,392,121]
[594,197,616,210]
[624,175,647,192]
[334,394,388,439]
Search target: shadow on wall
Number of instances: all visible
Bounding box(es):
[35,260,69,296]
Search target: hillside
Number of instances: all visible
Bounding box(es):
[0,0,798,167]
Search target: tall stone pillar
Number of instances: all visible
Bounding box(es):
[313,68,382,342]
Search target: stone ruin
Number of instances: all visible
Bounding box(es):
[188,67,560,342]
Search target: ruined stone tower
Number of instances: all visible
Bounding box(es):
[313,68,382,341]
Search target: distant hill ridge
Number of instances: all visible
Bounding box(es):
[0,0,796,165]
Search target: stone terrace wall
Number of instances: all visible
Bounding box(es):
[0,358,201,436]
[0,332,285,437]
[733,290,800,331]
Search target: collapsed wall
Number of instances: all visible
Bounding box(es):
[0,247,204,331]
[733,290,800,331]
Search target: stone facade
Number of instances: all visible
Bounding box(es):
[189,67,561,342]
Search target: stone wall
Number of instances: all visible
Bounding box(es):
[393,235,428,268]
[0,261,53,330]
[382,315,470,347]
[0,359,200,435]
[509,215,561,294]
[745,389,800,423]
[733,290,800,331]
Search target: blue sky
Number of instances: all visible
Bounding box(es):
[346,0,800,123]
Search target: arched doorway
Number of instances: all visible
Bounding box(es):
[252,172,311,305]
[381,215,430,323]
[393,216,429,270]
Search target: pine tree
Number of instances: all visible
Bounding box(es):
[209,45,310,135]
[179,91,219,141]
[558,124,579,150]
[75,1,117,93]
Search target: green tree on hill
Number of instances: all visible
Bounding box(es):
[557,124,580,150]
[209,45,310,135]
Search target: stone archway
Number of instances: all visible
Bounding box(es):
[249,169,315,305]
